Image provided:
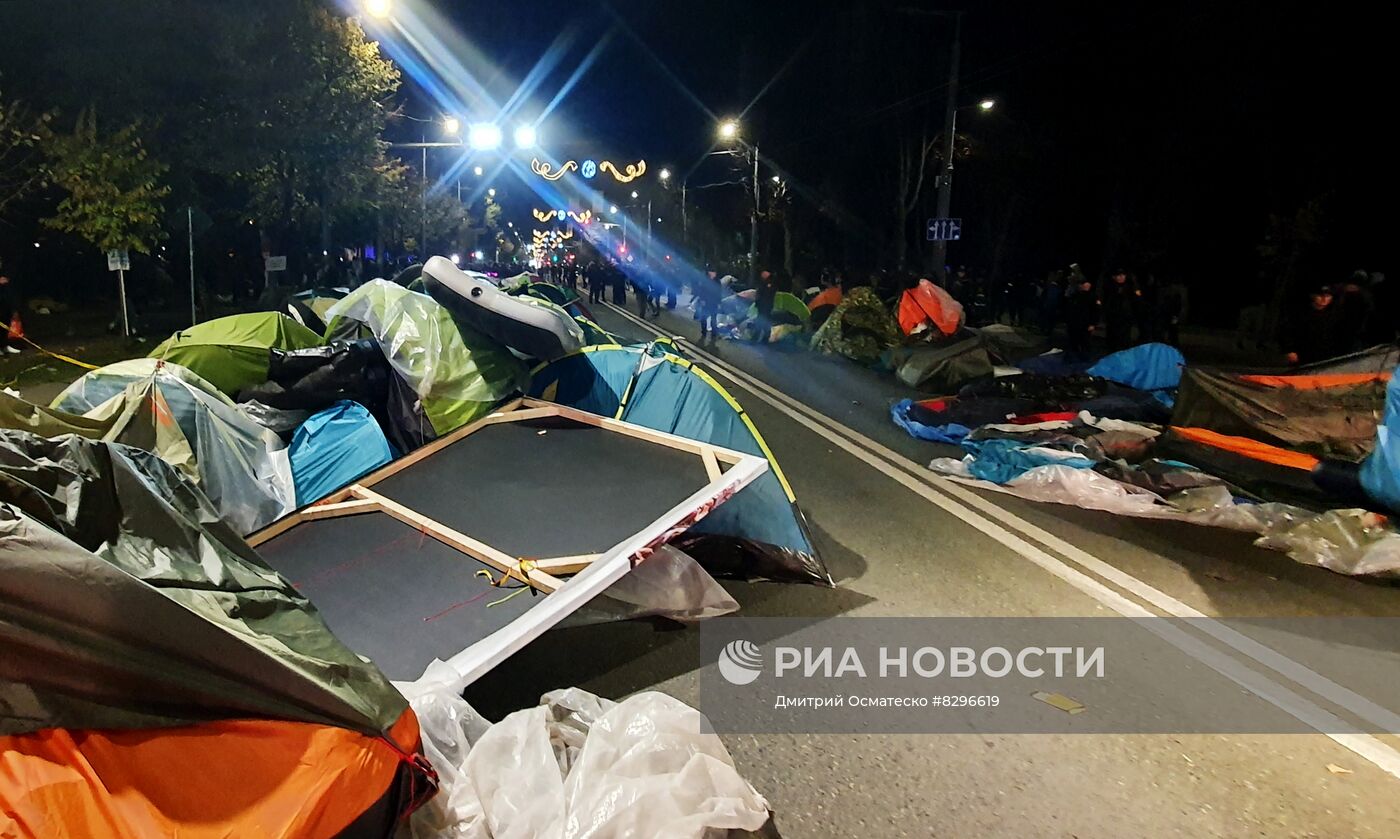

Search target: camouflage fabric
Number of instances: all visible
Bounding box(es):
[809,287,902,364]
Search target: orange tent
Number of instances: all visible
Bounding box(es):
[898,279,963,337]
[809,286,843,312]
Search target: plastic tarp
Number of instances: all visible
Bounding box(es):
[1086,343,1185,392]
[402,678,770,839]
[894,334,994,392]
[289,401,396,505]
[240,339,391,416]
[1360,365,1400,513]
[926,459,1400,578]
[50,357,231,442]
[8,366,294,534]
[528,344,831,585]
[898,279,963,337]
[890,398,972,444]
[324,279,526,437]
[809,287,902,365]
[0,432,431,835]
[149,312,324,397]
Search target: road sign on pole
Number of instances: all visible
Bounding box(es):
[106,249,130,272]
[926,218,962,242]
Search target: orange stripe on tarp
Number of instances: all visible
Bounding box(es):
[0,710,423,839]
[1236,372,1391,389]
[1170,426,1320,471]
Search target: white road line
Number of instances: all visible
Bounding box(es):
[604,302,1400,779]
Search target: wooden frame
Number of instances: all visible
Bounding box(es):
[247,398,769,687]
[249,398,749,589]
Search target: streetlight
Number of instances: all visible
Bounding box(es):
[931,97,998,277]
[442,116,461,136]
[771,175,781,183]
[468,123,502,151]
[513,124,538,149]
[473,166,483,176]
[364,0,392,19]
[718,119,739,141]
[659,168,672,181]
[487,188,496,197]
[978,99,996,111]
[630,190,638,199]
[608,204,618,214]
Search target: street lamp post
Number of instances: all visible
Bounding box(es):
[717,119,760,286]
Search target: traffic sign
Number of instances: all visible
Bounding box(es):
[264,255,287,272]
[106,249,130,271]
[926,218,963,242]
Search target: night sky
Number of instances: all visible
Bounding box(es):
[387,0,1386,319]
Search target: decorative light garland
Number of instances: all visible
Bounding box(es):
[529,157,647,184]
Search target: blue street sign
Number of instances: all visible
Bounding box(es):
[926,217,962,242]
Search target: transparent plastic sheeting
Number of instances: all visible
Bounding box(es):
[562,545,739,627]
[400,668,770,839]
[929,460,1400,577]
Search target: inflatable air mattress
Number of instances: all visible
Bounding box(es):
[422,256,584,361]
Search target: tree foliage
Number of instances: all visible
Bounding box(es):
[44,110,169,254]
[0,80,52,213]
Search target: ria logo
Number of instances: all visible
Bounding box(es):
[718,639,764,685]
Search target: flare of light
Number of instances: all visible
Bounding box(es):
[468,123,502,150]
[514,124,538,149]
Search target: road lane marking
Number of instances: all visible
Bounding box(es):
[604,302,1400,778]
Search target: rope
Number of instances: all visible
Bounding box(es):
[15,336,100,371]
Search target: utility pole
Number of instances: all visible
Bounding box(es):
[750,144,760,286]
[187,206,197,325]
[420,133,428,260]
[931,11,962,281]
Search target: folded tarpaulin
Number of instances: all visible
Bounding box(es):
[893,334,994,392]
[891,399,971,444]
[1086,343,1185,392]
[1360,365,1400,513]
[290,401,397,505]
[961,437,1097,484]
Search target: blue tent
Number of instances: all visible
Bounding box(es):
[1087,343,1185,392]
[529,342,831,585]
[289,401,396,505]
[1361,368,1400,513]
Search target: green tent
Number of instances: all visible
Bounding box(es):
[809,287,902,365]
[324,279,526,436]
[747,291,811,327]
[149,312,323,396]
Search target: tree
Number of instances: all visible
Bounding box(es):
[0,81,51,213]
[893,133,937,270]
[44,110,169,255]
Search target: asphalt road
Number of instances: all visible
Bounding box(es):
[468,294,1400,838]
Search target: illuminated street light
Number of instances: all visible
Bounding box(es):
[659,168,672,181]
[442,116,461,136]
[513,124,538,149]
[718,119,740,141]
[978,99,996,111]
[771,175,781,183]
[630,190,638,199]
[364,0,392,19]
[468,123,502,151]
[487,188,496,197]
[473,166,484,176]
[608,204,618,214]
[450,253,461,265]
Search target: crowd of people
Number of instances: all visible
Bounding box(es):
[1279,270,1394,364]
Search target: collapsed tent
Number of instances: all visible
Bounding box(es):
[898,279,963,337]
[0,432,433,836]
[4,361,294,533]
[50,357,231,442]
[527,343,831,585]
[809,287,903,365]
[1086,343,1185,393]
[324,279,526,443]
[289,401,396,505]
[891,333,994,392]
[1171,365,1387,461]
[287,286,350,334]
[1360,364,1400,513]
[149,312,324,396]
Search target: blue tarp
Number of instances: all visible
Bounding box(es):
[528,344,830,584]
[1087,343,1185,392]
[961,438,1096,484]
[890,399,972,444]
[1360,367,1400,513]
[289,401,395,505]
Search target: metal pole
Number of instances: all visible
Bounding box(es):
[749,144,759,286]
[931,12,962,281]
[421,137,428,260]
[646,199,652,261]
[187,206,196,325]
[117,268,129,337]
[681,180,688,247]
